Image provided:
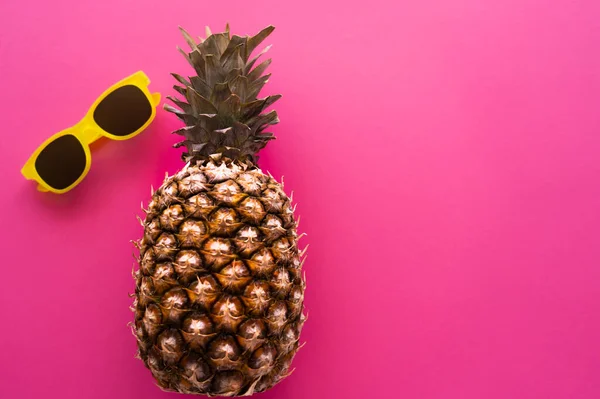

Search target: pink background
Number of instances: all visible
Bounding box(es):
[1,0,600,398]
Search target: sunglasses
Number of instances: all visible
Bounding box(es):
[21,71,161,194]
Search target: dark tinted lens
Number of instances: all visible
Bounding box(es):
[93,85,152,136]
[35,134,87,190]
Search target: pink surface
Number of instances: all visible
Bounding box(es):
[1,1,600,398]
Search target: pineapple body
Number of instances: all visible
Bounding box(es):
[133,157,305,396]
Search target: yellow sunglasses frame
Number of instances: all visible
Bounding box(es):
[21,71,161,194]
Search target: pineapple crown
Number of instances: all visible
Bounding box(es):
[165,24,281,164]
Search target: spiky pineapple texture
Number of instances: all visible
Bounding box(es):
[131,25,307,397]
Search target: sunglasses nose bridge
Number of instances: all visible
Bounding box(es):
[79,125,102,144]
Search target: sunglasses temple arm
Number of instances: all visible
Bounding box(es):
[152,92,161,106]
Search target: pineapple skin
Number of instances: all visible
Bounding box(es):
[132,156,306,396]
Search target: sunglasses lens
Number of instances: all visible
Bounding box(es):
[93,85,152,136]
[35,134,87,190]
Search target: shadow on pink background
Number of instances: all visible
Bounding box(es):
[1,1,599,398]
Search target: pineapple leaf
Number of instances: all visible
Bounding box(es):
[173,140,189,148]
[173,84,187,97]
[245,45,272,74]
[247,74,271,100]
[247,59,272,83]
[201,34,228,59]
[190,49,206,80]
[178,26,198,50]
[177,46,193,66]
[204,54,224,87]
[213,33,230,55]
[226,68,244,83]
[244,25,275,61]
[210,82,232,105]
[218,94,242,120]
[186,87,218,115]
[247,110,279,133]
[164,104,197,125]
[222,132,239,148]
[241,99,265,119]
[262,94,282,109]
[228,75,249,102]
[171,73,191,87]
[241,95,282,119]
[223,35,247,57]
[231,122,252,147]
[190,76,211,99]
[191,142,208,153]
[222,44,245,72]
[221,43,244,64]
[166,95,192,114]
[163,103,185,117]
[196,113,220,132]
[193,126,213,143]
[257,131,276,139]
[172,125,196,136]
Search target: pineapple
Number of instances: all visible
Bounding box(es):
[131,24,306,396]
